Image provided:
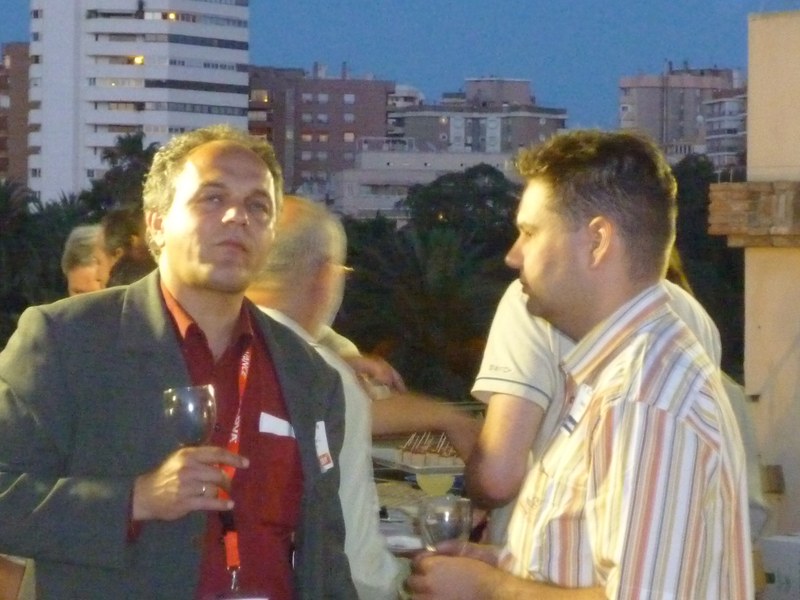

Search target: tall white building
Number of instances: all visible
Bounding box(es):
[29,0,250,202]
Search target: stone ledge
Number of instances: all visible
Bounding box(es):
[709,181,800,247]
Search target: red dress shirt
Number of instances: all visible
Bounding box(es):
[161,285,303,600]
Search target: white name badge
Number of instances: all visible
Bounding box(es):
[315,421,334,473]
[259,412,295,438]
[560,383,593,435]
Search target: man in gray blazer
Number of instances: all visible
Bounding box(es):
[0,125,355,599]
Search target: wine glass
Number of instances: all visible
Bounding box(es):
[417,495,472,552]
[163,384,217,446]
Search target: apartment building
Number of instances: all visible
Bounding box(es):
[619,62,743,163]
[248,63,394,196]
[0,43,30,185]
[331,136,517,220]
[388,78,567,154]
[29,0,249,202]
[330,78,564,219]
[704,87,747,174]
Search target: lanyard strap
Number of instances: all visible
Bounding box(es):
[219,346,251,591]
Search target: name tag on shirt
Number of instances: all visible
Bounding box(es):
[315,421,334,473]
[259,412,295,438]
[560,384,593,435]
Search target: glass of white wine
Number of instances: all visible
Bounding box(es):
[418,495,472,552]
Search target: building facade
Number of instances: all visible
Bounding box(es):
[703,87,747,174]
[388,78,567,154]
[331,136,517,220]
[0,43,30,186]
[29,0,249,202]
[248,63,395,197]
[619,62,742,163]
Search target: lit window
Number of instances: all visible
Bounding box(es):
[301,133,313,142]
[343,132,355,143]
[318,133,328,143]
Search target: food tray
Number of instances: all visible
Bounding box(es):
[371,445,464,475]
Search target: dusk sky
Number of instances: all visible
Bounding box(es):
[2,1,799,128]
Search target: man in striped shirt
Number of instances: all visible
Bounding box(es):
[407,130,752,599]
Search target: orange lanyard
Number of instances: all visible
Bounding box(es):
[219,346,251,593]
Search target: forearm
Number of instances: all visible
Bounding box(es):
[372,393,479,459]
[464,394,544,506]
[487,579,605,600]
[464,445,528,508]
[372,393,468,435]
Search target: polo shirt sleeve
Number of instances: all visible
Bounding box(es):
[472,281,559,411]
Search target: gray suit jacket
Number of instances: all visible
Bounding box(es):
[0,272,355,599]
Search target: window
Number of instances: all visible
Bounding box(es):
[343,132,355,143]
[343,152,354,161]
[343,93,355,104]
[301,93,313,103]
[301,113,312,123]
[301,151,312,161]
[343,113,355,123]
[30,168,41,178]
[316,114,329,124]
[318,133,328,143]
[31,9,43,18]
[301,133,313,142]
[317,93,329,103]
[317,151,328,160]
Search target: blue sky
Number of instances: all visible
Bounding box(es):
[2,1,799,127]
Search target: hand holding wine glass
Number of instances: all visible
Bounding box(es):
[131,384,247,522]
[418,495,472,552]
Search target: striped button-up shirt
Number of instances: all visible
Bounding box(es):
[504,284,753,599]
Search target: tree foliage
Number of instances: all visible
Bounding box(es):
[399,163,520,254]
[673,153,744,375]
[1,132,158,348]
[337,166,521,399]
[81,131,158,212]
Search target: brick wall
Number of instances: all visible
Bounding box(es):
[709,181,800,247]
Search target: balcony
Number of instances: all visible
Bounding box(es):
[709,181,800,247]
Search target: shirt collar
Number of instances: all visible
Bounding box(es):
[562,282,670,386]
[258,306,317,346]
[160,278,254,351]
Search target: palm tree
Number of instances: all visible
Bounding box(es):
[83,131,159,212]
[0,179,37,297]
[338,223,510,399]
